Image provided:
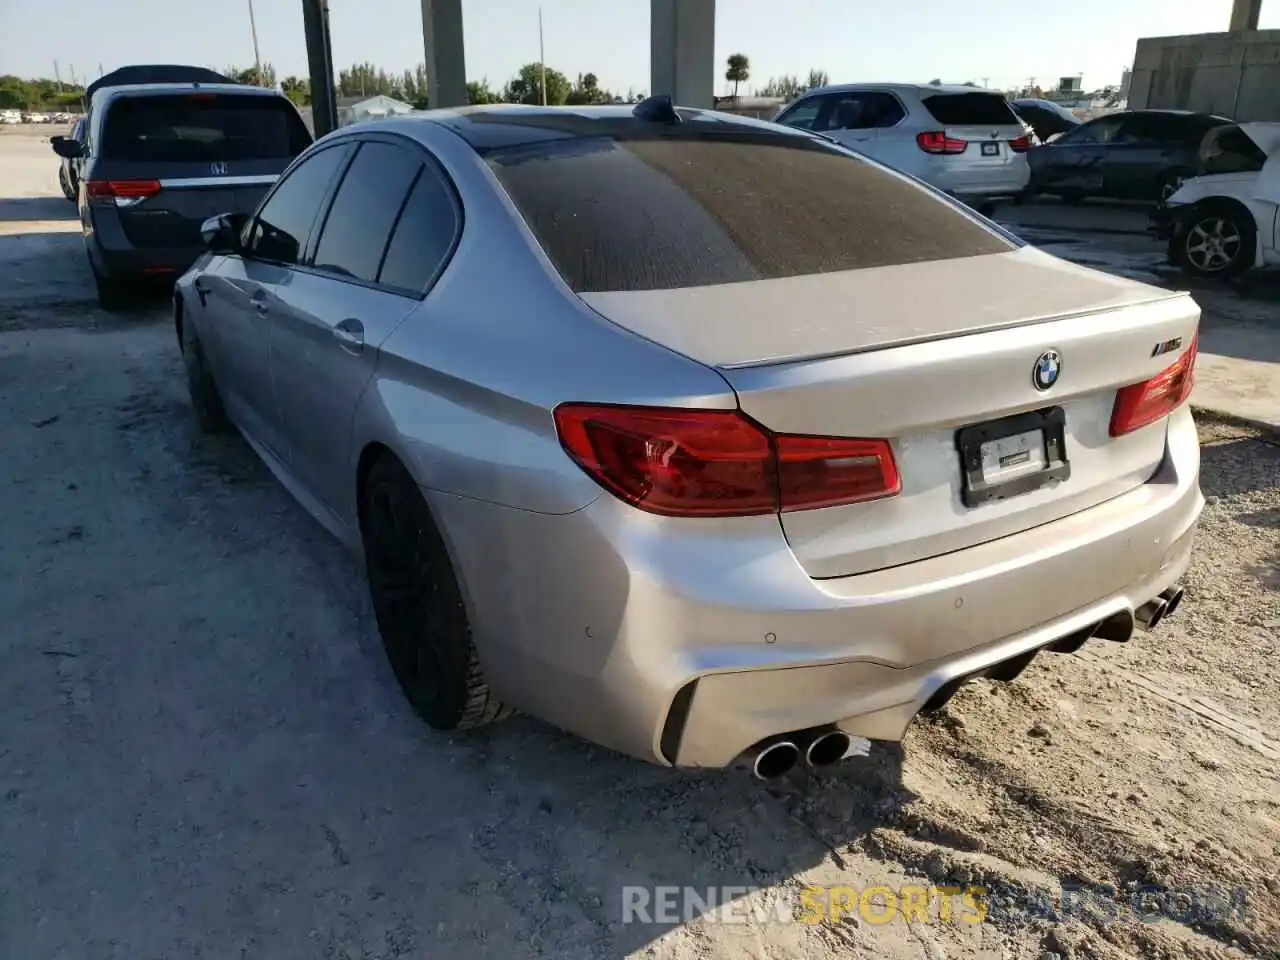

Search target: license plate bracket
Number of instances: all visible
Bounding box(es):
[981,142,1000,157]
[955,407,1070,508]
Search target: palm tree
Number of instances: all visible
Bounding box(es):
[725,53,750,99]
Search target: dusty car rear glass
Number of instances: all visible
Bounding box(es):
[486,133,1017,293]
[102,94,311,163]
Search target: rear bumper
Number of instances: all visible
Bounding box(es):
[86,207,203,280]
[433,407,1203,769]
[932,162,1032,201]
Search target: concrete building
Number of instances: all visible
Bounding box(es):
[1128,0,1280,120]
[419,0,717,109]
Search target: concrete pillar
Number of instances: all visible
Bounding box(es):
[1229,0,1262,31]
[422,0,467,108]
[650,0,716,109]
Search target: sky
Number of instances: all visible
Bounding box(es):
[3,0,1279,97]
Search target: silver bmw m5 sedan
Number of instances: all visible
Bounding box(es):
[173,98,1203,778]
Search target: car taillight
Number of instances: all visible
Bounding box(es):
[553,404,900,518]
[1009,135,1031,152]
[916,131,967,155]
[86,179,162,199]
[1109,336,1198,437]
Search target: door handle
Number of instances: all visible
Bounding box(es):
[334,318,365,354]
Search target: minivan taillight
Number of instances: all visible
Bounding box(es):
[916,131,968,155]
[1109,337,1198,437]
[86,179,162,200]
[553,404,900,517]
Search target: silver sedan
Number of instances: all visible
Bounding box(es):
[175,100,1203,777]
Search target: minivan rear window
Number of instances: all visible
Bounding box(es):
[487,133,1016,293]
[101,94,312,162]
[922,93,1020,127]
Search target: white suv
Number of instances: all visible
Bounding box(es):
[775,83,1031,209]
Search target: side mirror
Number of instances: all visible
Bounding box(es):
[50,136,83,159]
[200,212,249,254]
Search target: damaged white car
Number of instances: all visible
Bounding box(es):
[1152,122,1280,279]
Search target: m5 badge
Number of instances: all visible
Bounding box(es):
[1152,337,1183,358]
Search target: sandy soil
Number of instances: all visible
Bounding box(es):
[1,134,1277,960]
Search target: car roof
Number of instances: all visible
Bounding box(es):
[360,103,816,154]
[91,82,286,107]
[805,82,1003,97]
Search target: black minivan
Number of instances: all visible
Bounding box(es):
[51,65,313,309]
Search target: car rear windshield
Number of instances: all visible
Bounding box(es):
[922,93,1019,127]
[486,133,1017,293]
[101,94,311,162]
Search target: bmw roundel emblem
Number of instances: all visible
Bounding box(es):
[1032,350,1062,391]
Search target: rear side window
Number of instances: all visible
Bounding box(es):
[921,93,1019,127]
[377,163,461,293]
[101,94,311,162]
[488,133,1016,294]
[1200,126,1267,174]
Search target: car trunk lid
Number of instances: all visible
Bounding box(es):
[920,90,1028,163]
[581,249,1200,577]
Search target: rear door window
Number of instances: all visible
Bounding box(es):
[101,94,311,162]
[921,92,1019,127]
[310,141,423,284]
[487,132,1017,294]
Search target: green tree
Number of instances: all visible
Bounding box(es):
[225,63,277,88]
[401,63,429,106]
[725,53,750,98]
[0,74,87,110]
[337,62,401,99]
[281,75,310,106]
[503,62,570,105]
[758,75,803,100]
[806,68,829,90]
[466,79,501,105]
[566,71,618,105]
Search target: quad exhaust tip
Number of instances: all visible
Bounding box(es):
[752,740,800,780]
[805,730,851,769]
[1135,586,1186,632]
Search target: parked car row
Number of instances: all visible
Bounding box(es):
[166,93,1202,775]
[0,110,78,124]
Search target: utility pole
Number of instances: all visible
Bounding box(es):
[302,0,338,135]
[53,61,63,91]
[69,64,79,87]
[247,0,264,85]
[538,8,547,105]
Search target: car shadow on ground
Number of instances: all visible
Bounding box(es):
[186,427,919,957]
[0,195,78,221]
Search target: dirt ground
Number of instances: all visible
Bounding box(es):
[1,131,1277,960]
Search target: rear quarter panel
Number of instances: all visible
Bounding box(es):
[347,124,739,524]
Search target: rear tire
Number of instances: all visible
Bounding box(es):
[181,327,228,434]
[59,166,74,202]
[1170,203,1255,279]
[90,259,131,311]
[360,456,512,731]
